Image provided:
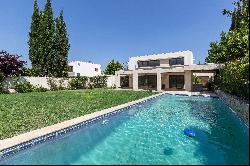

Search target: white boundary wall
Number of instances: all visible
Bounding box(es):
[2,77,71,90]
[2,75,116,90]
[106,75,116,87]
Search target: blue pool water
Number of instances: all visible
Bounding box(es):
[0,95,249,165]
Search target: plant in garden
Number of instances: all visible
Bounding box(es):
[205,0,249,99]
[104,59,124,75]
[0,72,5,93]
[28,0,70,76]
[28,0,41,76]
[0,50,26,77]
[34,86,49,92]
[192,75,202,85]
[14,81,36,93]
[47,77,68,90]
[219,60,249,99]
[69,76,88,89]
[47,77,59,91]
[89,75,108,88]
[54,10,70,77]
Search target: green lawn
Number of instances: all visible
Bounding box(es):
[0,89,157,140]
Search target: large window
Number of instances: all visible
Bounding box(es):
[138,75,157,89]
[169,57,184,65]
[120,76,129,88]
[169,75,184,89]
[138,60,160,67]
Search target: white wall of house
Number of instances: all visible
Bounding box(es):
[106,75,116,87]
[68,61,101,77]
[127,50,194,70]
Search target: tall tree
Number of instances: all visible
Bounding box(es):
[54,11,70,77]
[104,59,124,75]
[28,0,40,75]
[205,0,249,99]
[206,0,249,63]
[39,0,55,76]
[223,0,249,31]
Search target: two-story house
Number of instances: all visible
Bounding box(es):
[115,50,223,92]
[68,61,101,77]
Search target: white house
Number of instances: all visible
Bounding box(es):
[68,61,101,77]
[115,50,224,92]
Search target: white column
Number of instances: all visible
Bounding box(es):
[133,71,138,90]
[157,72,162,91]
[184,70,193,91]
[115,73,121,88]
[165,74,169,89]
[129,75,133,88]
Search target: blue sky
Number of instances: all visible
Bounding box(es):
[0,0,233,70]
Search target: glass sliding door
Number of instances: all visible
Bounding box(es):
[169,75,184,89]
[120,76,129,88]
[138,75,157,90]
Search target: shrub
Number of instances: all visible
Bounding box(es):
[110,84,116,89]
[0,72,5,93]
[34,86,49,92]
[69,76,88,89]
[192,75,202,84]
[0,50,26,77]
[89,75,107,88]
[218,60,249,100]
[14,81,36,93]
[47,77,59,91]
[206,77,215,91]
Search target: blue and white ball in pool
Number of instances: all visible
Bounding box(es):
[184,129,195,137]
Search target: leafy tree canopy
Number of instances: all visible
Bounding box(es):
[0,50,26,77]
[206,0,249,100]
[104,59,124,75]
[206,0,249,64]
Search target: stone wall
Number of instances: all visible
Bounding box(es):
[215,90,249,126]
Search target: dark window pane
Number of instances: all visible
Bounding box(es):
[169,75,184,89]
[170,59,177,65]
[177,58,184,65]
[142,61,148,66]
[149,60,160,66]
[170,57,184,65]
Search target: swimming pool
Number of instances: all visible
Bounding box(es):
[0,94,249,164]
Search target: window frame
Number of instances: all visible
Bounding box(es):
[138,60,160,67]
[169,57,184,66]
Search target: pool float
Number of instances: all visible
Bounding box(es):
[184,129,195,137]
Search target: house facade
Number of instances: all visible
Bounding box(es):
[115,50,223,92]
[68,61,101,77]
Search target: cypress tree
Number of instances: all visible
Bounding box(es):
[28,0,40,75]
[39,0,55,76]
[54,10,70,77]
